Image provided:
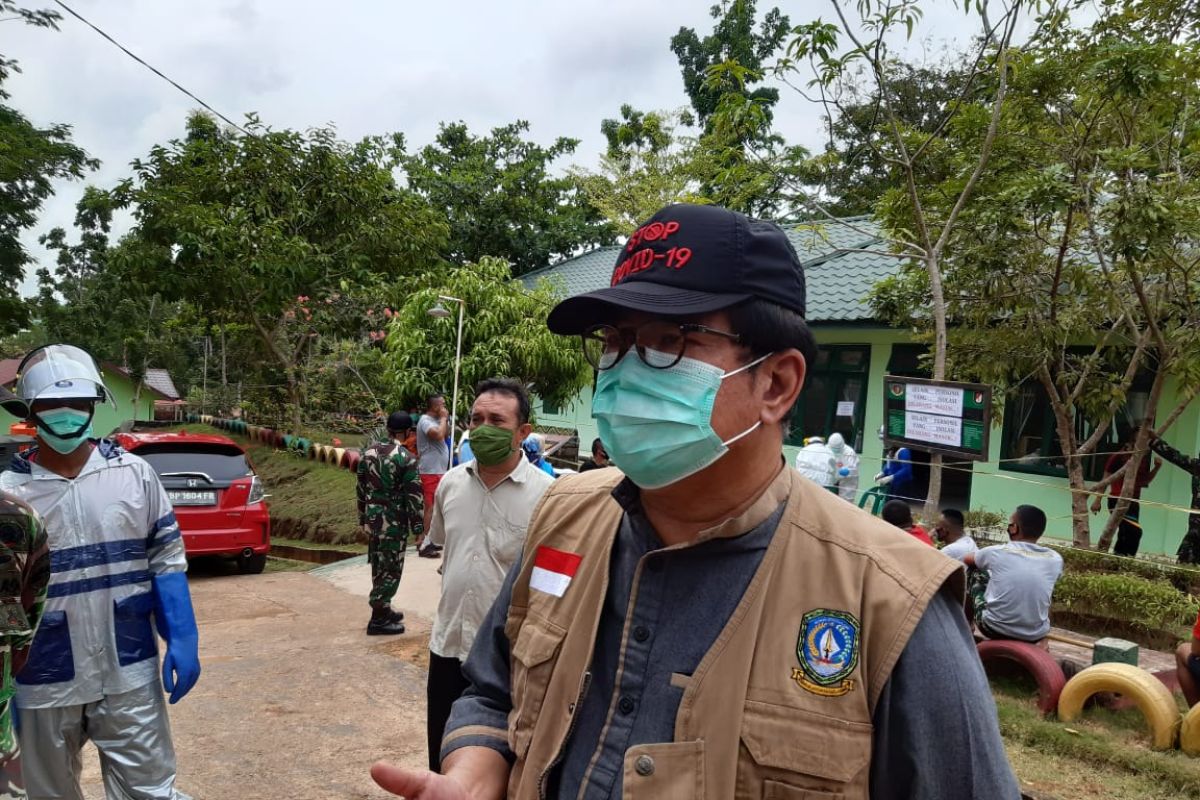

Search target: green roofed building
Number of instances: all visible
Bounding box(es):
[522,218,1200,557]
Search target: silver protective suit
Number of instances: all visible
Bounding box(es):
[0,441,190,799]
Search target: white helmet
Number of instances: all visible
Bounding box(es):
[16,345,113,406]
[828,432,846,453]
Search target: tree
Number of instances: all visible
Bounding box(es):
[671,0,790,133]
[571,106,702,235]
[401,121,613,276]
[384,257,592,422]
[872,1,1200,550]
[0,2,96,334]
[807,58,975,216]
[108,112,449,431]
[782,0,1030,519]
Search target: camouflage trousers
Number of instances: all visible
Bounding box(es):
[368,530,409,610]
[0,698,24,800]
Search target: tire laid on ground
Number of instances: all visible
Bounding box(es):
[294,437,310,456]
[331,447,345,467]
[1182,701,1200,756]
[237,552,267,575]
[1058,662,1181,750]
[282,434,294,449]
[977,640,1067,715]
[343,450,361,472]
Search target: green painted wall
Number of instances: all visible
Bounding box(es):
[968,374,1200,552]
[0,367,156,437]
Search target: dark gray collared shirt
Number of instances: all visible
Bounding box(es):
[443,479,1020,799]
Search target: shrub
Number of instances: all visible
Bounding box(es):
[964,507,1005,530]
[1053,571,1199,634]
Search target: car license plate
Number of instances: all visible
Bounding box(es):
[168,490,217,506]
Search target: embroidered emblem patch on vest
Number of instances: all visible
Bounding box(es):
[792,608,860,697]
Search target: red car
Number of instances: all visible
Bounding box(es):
[113,431,271,574]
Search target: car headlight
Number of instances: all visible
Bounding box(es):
[248,476,266,505]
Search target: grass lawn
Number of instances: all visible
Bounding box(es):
[995,677,1200,799]
[167,423,364,546]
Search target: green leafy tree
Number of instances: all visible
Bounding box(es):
[384,256,592,424]
[809,58,975,216]
[107,112,448,430]
[402,121,613,276]
[0,2,97,334]
[872,2,1200,551]
[571,106,702,235]
[783,0,1029,517]
[671,0,789,133]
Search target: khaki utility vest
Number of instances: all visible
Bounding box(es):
[498,466,962,799]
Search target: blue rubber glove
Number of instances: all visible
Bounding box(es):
[152,572,200,704]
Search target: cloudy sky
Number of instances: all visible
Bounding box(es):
[7,0,989,296]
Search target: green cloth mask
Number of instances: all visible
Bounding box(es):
[471,424,517,467]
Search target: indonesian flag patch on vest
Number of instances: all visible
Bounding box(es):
[530,545,582,598]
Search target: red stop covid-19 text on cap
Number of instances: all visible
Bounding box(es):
[611,220,693,286]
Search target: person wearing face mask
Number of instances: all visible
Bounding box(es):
[0,345,199,800]
[422,378,555,774]
[373,204,1018,800]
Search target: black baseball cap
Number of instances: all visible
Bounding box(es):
[386,411,413,432]
[0,386,27,418]
[547,203,807,334]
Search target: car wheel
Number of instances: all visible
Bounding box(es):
[237,553,267,575]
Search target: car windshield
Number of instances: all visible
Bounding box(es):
[133,443,253,483]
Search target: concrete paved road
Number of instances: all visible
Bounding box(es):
[76,552,445,799]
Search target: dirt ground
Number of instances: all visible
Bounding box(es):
[77,555,442,799]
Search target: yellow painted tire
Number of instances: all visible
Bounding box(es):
[331,447,346,467]
[1058,663,1180,750]
[1182,702,1200,756]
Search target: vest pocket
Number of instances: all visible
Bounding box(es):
[113,592,157,666]
[739,700,872,797]
[17,610,74,685]
[622,740,705,800]
[509,620,566,758]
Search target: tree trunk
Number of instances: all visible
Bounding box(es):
[1044,387,1090,547]
[922,253,949,521]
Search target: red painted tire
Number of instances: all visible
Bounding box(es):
[343,450,361,472]
[977,640,1067,715]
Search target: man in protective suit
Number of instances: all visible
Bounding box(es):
[793,435,837,490]
[0,345,200,800]
[827,432,859,503]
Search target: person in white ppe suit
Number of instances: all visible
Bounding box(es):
[793,435,837,490]
[828,432,859,503]
[0,345,199,800]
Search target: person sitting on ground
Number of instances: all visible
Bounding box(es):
[1178,610,1200,708]
[935,508,977,562]
[963,505,1063,643]
[881,499,935,546]
[578,437,610,472]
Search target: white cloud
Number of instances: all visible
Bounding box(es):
[9,0,987,296]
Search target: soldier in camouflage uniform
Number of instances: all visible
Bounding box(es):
[0,384,52,797]
[356,411,424,635]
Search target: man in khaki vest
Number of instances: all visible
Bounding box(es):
[373,204,1020,799]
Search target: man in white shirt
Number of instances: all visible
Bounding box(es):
[964,505,1063,642]
[936,508,977,562]
[424,377,554,772]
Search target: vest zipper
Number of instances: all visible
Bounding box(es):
[537,669,592,800]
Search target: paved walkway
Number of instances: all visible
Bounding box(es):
[76,553,445,799]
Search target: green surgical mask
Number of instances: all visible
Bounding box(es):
[471,424,517,467]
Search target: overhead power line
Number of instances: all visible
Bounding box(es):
[51,0,249,134]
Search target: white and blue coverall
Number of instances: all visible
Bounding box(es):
[0,440,193,800]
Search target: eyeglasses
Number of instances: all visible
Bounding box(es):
[581,321,743,371]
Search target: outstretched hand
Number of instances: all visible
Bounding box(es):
[371,763,472,799]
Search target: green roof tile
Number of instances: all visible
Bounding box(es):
[522,217,897,323]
